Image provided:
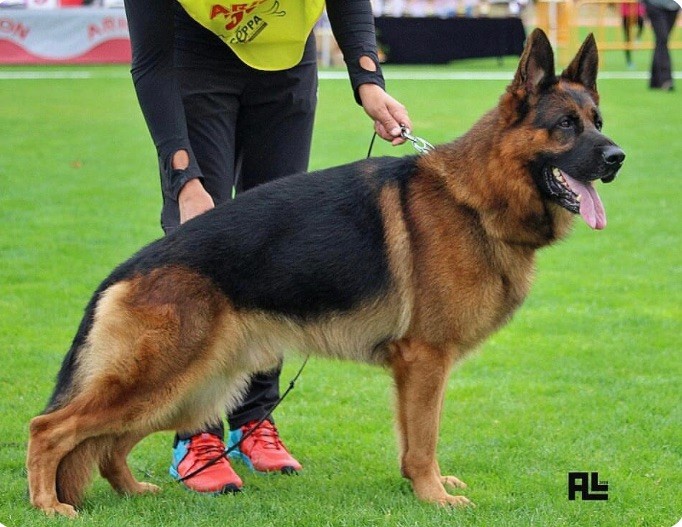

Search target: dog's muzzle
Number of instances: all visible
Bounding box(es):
[600,145,625,183]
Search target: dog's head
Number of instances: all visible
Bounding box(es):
[505,29,624,230]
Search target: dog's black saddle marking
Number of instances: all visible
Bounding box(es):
[115,156,417,320]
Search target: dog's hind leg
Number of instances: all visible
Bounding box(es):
[28,386,167,517]
[27,406,94,518]
[389,339,470,507]
[28,273,241,517]
[99,432,160,496]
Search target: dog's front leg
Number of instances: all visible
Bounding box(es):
[389,339,470,507]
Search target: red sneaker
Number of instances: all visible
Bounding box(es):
[228,420,302,474]
[170,433,243,493]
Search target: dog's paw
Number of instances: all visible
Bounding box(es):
[441,475,467,489]
[137,482,161,494]
[125,481,161,496]
[437,494,474,508]
[42,502,79,519]
[412,476,472,508]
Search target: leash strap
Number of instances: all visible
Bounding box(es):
[366,132,378,159]
[177,355,310,483]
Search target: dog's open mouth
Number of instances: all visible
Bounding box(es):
[544,166,607,230]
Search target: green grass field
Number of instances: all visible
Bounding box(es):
[0,47,680,526]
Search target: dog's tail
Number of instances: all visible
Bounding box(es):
[55,435,115,507]
[45,247,139,412]
[43,288,102,413]
[44,242,149,413]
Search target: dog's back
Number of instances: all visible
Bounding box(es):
[45,155,418,413]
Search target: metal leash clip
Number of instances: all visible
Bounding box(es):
[400,125,435,155]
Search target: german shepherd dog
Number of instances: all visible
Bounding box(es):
[27,29,624,517]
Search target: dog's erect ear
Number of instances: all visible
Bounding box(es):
[561,33,598,93]
[510,28,556,94]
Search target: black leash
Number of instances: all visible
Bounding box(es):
[177,355,310,483]
[366,131,378,159]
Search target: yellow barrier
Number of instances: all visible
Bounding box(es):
[536,0,682,64]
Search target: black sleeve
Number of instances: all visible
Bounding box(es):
[123,0,202,200]
[325,0,386,105]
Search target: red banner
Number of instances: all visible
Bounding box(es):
[0,8,131,64]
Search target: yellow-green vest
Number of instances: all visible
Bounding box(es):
[177,0,326,70]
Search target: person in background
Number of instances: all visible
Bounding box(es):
[123,0,411,495]
[643,0,680,90]
[621,2,645,68]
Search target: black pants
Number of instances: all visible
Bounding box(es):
[164,30,318,439]
[644,2,679,88]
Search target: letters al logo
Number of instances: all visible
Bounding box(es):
[567,472,609,501]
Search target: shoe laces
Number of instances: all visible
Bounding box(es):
[189,434,227,463]
[243,421,286,451]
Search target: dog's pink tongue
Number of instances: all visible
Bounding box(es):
[562,172,607,230]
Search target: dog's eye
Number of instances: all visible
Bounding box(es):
[595,119,603,131]
[558,117,573,129]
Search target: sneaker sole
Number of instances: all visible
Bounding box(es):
[216,483,242,494]
[175,480,243,495]
[229,450,300,475]
[170,466,243,494]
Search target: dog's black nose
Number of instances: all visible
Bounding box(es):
[601,145,625,183]
[603,145,625,166]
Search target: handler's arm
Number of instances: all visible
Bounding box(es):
[123,0,213,220]
[326,0,411,143]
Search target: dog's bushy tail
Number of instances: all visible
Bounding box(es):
[44,298,98,413]
[46,235,151,413]
[44,273,117,413]
[56,435,115,507]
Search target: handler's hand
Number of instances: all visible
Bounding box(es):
[358,83,412,145]
[178,178,215,224]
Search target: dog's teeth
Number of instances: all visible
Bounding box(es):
[552,167,561,177]
[576,194,582,202]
